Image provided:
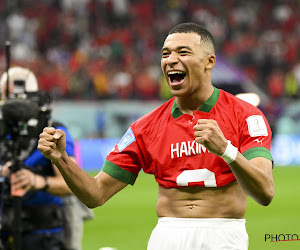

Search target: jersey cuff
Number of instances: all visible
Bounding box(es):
[102,160,138,185]
[242,147,273,161]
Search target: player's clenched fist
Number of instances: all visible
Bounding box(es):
[38,127,66,161]
[193,119,227,156]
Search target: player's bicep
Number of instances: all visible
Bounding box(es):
[249,157,273,177]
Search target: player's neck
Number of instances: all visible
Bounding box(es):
[176,84,214,114]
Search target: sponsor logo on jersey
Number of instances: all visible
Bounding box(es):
[254,138,263,145]
[117,127,136,152]
[246,115,268,137]
[171,140,210,158]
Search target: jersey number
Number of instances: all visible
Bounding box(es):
[176,169,217,187]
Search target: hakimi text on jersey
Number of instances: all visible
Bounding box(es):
[171,140,211,158]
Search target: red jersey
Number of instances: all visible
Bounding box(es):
[103,88,273,188]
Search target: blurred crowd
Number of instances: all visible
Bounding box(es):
[0,0,299,104]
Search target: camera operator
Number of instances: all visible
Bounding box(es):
[0,67,93,250]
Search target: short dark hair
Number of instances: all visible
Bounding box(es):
[168,22,215,52]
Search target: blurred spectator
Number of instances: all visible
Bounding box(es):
[134,68,159,100]
[267,69,285,99]
[111,70,133,99]
[284,70,298,98]
[92,70,109,98]
[294,62,300,88]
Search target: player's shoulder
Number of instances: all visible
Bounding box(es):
[131,97,175,132]
[218,89,263,116]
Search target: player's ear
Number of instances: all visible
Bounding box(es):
[205,54,216,70]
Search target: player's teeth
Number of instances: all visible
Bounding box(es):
[168,71,184,75]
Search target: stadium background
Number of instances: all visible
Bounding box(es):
[0,0,300,249]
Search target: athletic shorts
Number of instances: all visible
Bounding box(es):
[147,217,248,250]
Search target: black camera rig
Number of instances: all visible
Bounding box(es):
[0,89,52,249]
[0,91,52,163]
[0,41,53,250]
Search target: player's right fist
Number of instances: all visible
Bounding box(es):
[38,127,66,161]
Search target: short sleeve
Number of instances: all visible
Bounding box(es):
[103,126,147,185]
[239,111,273,162]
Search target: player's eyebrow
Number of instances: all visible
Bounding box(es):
[161,45,193,52]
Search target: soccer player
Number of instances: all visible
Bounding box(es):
[38,22,274,249]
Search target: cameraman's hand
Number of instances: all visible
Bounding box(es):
[10,169,46,195]
[0,161,12,177]
[38,127,66,162]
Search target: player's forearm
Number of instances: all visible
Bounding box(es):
[229,153,274,206]
[51,151,103,208]
[45,157,78,196]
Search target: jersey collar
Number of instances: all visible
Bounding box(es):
[171,87,220,118]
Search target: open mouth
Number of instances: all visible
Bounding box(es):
[168,71,186,85]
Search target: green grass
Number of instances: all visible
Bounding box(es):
[82,167,300,250]
[246,167,300,250]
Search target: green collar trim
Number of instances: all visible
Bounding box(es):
[171,87,220,118]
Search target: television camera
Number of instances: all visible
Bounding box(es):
[0,66,53,250]
[0,67,52,198]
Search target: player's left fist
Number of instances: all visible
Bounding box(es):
[38,127,66,161]
[193,119,227,156]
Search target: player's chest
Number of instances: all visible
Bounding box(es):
[146,111,238,165]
